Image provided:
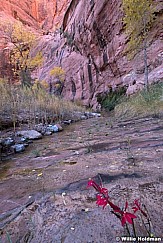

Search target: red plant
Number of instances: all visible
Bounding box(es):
[132,199,147,217]
[96,195,108,209]
[87,179,108,196]
[87,179,120,211]
[87,179,136,226]
[114,201,137,226]
[87,178,152,237]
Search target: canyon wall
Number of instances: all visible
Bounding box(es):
[36,0,163,109]
[0,0,163,109]
[0,0,70,30]
[0,0,70,80]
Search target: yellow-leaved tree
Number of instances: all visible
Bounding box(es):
[1,21,43,86]
[122,0,155,90]
[49,67,65,95]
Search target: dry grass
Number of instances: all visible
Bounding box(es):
[114,83,163,120]
[0,79,85,129]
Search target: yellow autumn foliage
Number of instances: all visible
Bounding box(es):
[50,67,65,82]
[40,80,49,89]
[32,79,49,91]
[122,0,155,56]
[1,21,43,83]
[29,52,43,69]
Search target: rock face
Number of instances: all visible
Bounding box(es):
[0,0,70,82]
[36,0,163,109]
[0,0,70,30]
[0,0,163,109]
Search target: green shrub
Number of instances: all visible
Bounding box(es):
[114,82,163,119]
[98,87,126,111]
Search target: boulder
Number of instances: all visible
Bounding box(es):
[17,130,42,140]
[55,124,63,131]
[44,131,52,136]
[63,120,72,125]
[80,115,88,120]
[1,137,14,146]
[35,124,46,134]
[47,125,59,132]
[11,144,25,153]
[85,112,101,118]
[47,124,63,132]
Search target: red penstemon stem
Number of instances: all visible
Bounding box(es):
[107,200,122,212]
[147,218,152,236]
[143,204,153,235]
[140,210,147,218]
[111,210,121,220]
[90,181,103,193]
[101,191,122,212]
[92,184,100,192]
[132,219,137,239]
[125,223,131,237]
[140,214,151,236]
[98,173,103,187]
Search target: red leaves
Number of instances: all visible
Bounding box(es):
[132,199,147,217]
[121,212,137,226]
[114,201,137,226]
[87,179,108,196]
[88,179,109,209]
[107,200,122,212]
[96,195,108,209]
[87,179,140,227]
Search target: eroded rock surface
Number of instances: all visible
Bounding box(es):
[0,0,70,30]
[36,0,163,108]
[0,0,71,80]
[0,115,162,242]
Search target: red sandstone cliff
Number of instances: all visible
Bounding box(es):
[0,0,163,109]
[36,0,163,109]
[0,0,70,30]
[0,0,70,79]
